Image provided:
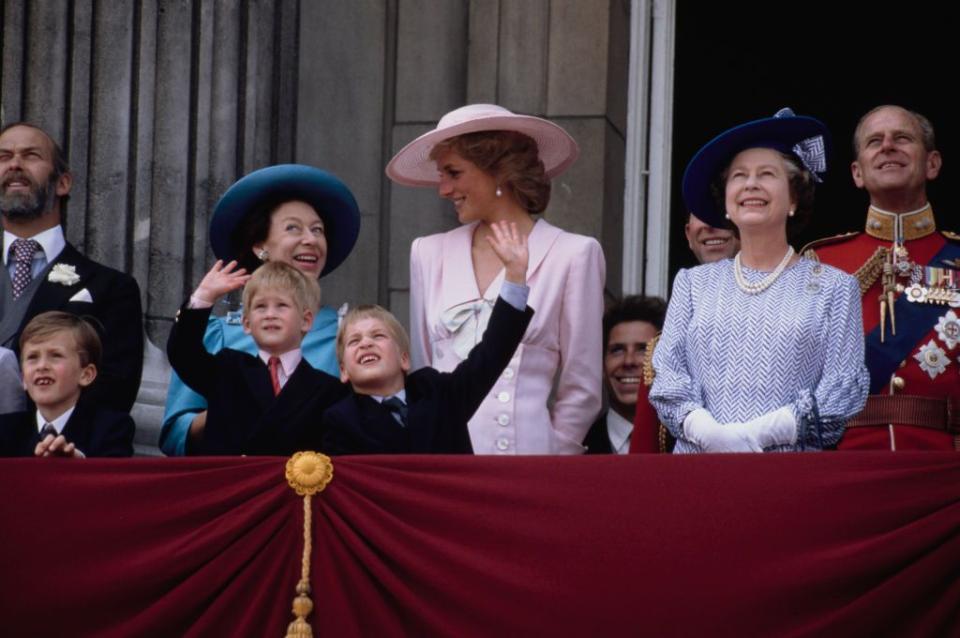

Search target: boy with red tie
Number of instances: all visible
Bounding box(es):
[166,260,347,455]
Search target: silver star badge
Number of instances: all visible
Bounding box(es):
[914,339,950,379]
[935,310,960,350]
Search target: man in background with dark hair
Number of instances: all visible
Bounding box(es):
[583,295,666,454]
[804,105,959,451]
[685,212,739,264]
[0,122,143,413]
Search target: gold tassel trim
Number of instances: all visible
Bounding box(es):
[284,451,334,638]
[642,334,659,387]
[853,246,888,296]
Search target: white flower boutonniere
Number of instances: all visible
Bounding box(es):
[48,263,81,286]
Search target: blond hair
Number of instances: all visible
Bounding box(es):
[242,261,321,316]
[20,311,102,368]
[336,304,410,366]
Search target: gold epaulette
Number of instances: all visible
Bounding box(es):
[643,334,659,387]
[658,424,670,454]
[643,335,673,453]
[852,246,889,295]
[799,231,860,258]
[943,230,960,242]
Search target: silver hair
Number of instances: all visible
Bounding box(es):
[852,105,936,155]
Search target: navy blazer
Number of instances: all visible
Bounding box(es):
[7,242,144,413]
[166,305,348,456]
[322,298,534,455]
[0,401,134,457]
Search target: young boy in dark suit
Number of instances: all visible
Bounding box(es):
[167,260,348,455]
[0,311,134,457]
[322,221,533,455]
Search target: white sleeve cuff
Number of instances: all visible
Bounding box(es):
[498,281,530,311]
[188,295,214,309]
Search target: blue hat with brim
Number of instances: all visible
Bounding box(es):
[681,109,831,228]
[210,164,361,277]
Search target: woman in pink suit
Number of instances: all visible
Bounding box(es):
[387,104,605,454]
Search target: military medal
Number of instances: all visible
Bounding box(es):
[902,264,960,307]
[935,310,960,350]
[914,340,950,379]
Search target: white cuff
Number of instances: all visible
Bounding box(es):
[188,294,214,309]
[499,281,530,311]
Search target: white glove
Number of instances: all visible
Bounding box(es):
[683,409,762,453]
[739,407,797,449]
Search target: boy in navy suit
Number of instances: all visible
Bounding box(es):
[0,311,134,457]
[322,221,534,455]
[166,260,347,455]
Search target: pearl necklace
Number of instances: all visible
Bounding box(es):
[733,246,795,295]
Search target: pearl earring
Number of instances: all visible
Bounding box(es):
[724,213,731,220]
[495,186,502,198]
[788,209,795,217]
[257,249,269,261]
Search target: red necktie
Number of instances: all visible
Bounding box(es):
[268,356,282,396]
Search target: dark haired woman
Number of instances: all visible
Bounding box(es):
[650,109,868,453]
[159,165,360,455]
[387,104,605,455]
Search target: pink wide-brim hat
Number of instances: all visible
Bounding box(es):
[385,104,580,186]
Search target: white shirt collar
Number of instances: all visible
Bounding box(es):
[35,403,77,435]
[372,389,407,404]
[3,226,65,266]
[606,410,634,455]
[258,348,303,387]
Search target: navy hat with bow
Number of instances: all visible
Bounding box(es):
[682,108,830,228]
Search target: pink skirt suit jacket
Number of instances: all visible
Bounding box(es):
[409,218,605,454]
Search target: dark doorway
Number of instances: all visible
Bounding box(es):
[669,4,956,280]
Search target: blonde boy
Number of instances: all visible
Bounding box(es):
[166,260,347,455]
[321,221,534,455]
[0,311,134,457]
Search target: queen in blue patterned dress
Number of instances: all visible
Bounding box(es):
[650,109,869,453]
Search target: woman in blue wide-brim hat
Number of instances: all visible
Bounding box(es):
[650,109,868,453]
[159,165,360,455]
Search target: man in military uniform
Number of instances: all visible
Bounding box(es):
[804,105,959,450]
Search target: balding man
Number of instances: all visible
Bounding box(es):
[804,106,959,450]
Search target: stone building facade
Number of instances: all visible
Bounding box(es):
[2,0,668,453]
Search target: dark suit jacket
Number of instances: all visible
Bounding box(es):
[166,305,348,456]
[0,401,135,457]
[583,410,614,454]
[7,242,144,413]
[322,298,534,455]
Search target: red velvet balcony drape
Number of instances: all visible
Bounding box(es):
[2,453,958,637]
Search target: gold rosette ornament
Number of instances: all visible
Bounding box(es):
[287,450,334,496]
[283,452,334,638]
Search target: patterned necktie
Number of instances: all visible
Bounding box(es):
[40,422,58,439]
[10,238,41,299]
[268,356,282,396]
[382,396,408,427]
